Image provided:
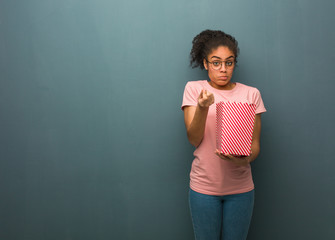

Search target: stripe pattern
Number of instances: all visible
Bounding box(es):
[216,101,256,156]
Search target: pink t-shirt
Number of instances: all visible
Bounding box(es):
[182,80,266,195]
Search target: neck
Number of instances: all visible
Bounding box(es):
[209,81,236,90]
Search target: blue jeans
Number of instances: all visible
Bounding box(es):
[189,188,254,240]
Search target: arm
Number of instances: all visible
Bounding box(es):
[183,89,214,147]
[248,113,262,163]
[215,113,262,166]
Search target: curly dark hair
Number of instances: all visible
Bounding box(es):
[190,29,239,69]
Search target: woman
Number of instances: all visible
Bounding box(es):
[181,30,266,240]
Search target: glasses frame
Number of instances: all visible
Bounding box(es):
[206,59,236,70]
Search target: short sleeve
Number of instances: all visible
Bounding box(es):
[253,89,266,114]
[181,82,200,110]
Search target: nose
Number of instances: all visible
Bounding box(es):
[220,63,227,72]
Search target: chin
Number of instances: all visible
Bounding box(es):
[217,80,230,85]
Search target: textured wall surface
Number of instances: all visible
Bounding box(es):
[1,0,334,239]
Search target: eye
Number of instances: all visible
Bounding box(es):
[226,61,233,66]
[213,61,221,66]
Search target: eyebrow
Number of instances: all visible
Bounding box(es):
[211,55,235,60]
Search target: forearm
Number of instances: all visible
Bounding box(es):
[247,114,262,163]
[186,104,209,147]
[247,141,260,163]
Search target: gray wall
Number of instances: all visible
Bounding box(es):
[1,0,334,239]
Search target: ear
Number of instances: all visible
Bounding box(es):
[203,58,208,70]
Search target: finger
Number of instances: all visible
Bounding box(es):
[206,90,211,98]
[215,150,228,159]
[215,150,224,158]
[199,89,204,99]
[209,93,214,104]
[207,92,213,100]
[224,154,233,159]
[220,155,231,161]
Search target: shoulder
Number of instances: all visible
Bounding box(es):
[236,82,262,96]
[182,80,207,108]
[235,83,266,112]
[183,80,207,94]
[185,80,208,89]
[236,82,260,92]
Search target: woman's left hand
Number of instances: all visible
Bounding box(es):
[215,149,251,166]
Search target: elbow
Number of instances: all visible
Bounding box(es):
[187,132,202,148]
[250,142,260,161]
[190,140,201,148]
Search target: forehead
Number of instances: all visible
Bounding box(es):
[208,46,234,59]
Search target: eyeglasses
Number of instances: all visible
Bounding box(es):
[206,59,235,70]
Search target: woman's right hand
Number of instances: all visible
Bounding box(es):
[198,89,215,108]
[184,89,214,147]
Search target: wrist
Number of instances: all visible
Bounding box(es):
[197,102,209,110]
[246,154,255,164]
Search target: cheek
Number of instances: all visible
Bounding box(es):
[208,68,216,76]
[207,69,216,79]
[228,68,235,76]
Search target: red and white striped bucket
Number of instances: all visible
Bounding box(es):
[216,101,256,156]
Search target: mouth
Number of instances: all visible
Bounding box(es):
[218,76,228,80]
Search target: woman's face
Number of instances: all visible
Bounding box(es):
[203,46,236,90]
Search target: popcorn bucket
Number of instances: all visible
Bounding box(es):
[216,102,256,156]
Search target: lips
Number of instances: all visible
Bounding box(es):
[218,76,228,80]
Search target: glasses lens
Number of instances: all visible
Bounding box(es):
[211,61,234,70]
[211,62,221,70]
[214,64,221,70]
